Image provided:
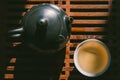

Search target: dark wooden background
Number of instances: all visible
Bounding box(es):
[0,0,120,80]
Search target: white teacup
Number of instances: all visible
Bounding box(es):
[74,39,111,77]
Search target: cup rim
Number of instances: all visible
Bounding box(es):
[73,39,111,77]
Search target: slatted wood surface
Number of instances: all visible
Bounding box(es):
[6,0,112,80]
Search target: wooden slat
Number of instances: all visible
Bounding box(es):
[62,67,74,71]
[7,66,15,71]
[70,43,79,48]
[4,74,14,79]
[60,75,68,80]
[70,35,104,40]
[69,51,74,55]
[8,0,108,2]
[67,5,109,9]
[50,0,55,4]
[73,20,107,24]
[12,42,22,47]
[26,0,109,2]
[72,27,104,32]
[9,58,16,63]
[70,12,109,17]
[8,4,109,9]
[70,0,109,1]
[69,42,109,48]
[64,59,74,63]
[58,0,62,7]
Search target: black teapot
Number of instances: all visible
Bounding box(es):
[8,3,73,53]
